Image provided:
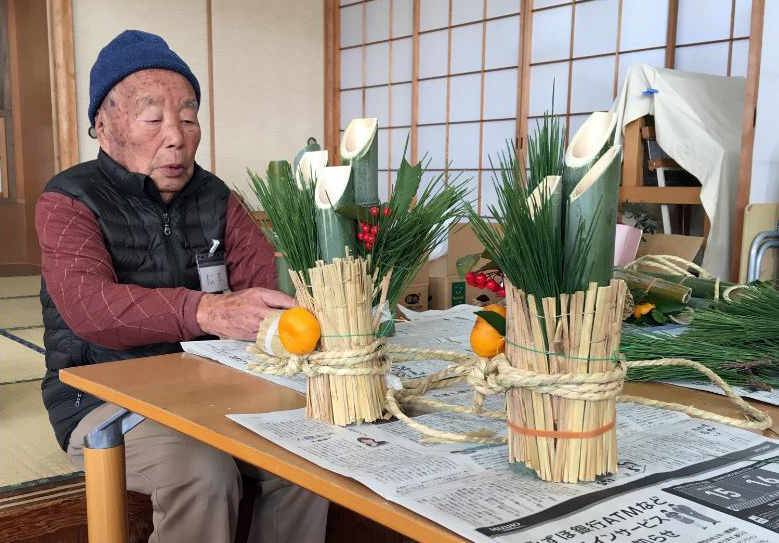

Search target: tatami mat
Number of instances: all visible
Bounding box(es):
[0,381,80,489]
[0,334,45,384]
[13,326,45,349]
[0,296,42,329]
[0,275,40,299]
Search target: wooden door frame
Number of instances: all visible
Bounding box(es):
[46,0,78,172]
[731,0,765,282]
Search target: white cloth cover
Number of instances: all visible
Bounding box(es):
[612,64,746,279]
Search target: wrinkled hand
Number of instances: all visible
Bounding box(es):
[196,287,295,340]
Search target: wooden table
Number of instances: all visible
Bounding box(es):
[60,353,779,543]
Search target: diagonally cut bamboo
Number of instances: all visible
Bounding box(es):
[562,112,617,201]
[292,139,322,184]
[341,118,379,207]
[296,150,329,189]
[315,165,356,263]
[566,145,623,287]
[528,175,562,219]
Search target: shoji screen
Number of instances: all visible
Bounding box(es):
[674,0,752,77]
[340,0,522,214]
[530,0,670,145]
[337,0,752,213]
[340,0,416,203]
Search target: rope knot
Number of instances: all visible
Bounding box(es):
[283,354,306,377]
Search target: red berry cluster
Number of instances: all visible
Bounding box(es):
[465,271,505,298]
[357,205,393,251]
[357,221,378,250]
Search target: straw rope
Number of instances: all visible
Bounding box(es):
[246,342,772,442]
[625,254,722,299]
[246,339,389,377]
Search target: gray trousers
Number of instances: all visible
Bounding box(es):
[67,402,329,543]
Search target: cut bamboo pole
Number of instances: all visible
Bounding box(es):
[562,112,617,200]
[528,175,562,219]
[267,160,292,184]
[613,268,692,304]
[274,253,296,297]
[566,146,623,287]
[315,166,357,263]
[296,150,329,189]
[341,118,379,207]
[292,139,322,184]
[290,256,386,425]
[641,272,733,299]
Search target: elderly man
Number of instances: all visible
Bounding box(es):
[35,30,328,542]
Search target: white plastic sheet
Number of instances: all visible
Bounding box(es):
[612,64,746,279]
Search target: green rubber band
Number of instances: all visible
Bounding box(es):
[504,338,619,363]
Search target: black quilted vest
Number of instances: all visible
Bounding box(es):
[41,150,229,450]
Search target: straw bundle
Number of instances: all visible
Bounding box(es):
[505,279,626,483]
[289,256,387,425]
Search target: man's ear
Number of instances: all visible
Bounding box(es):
[94,111,110,150]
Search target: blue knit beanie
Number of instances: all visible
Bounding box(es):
[88,30,200,127]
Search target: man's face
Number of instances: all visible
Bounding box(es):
[95,69,201,202]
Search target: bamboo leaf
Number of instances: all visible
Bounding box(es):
[475,311,506,336]
[456,253,482,278]
[335,203,375,224]
[392,154,423,213]
[649,308,668,323]
[478,260,500,272]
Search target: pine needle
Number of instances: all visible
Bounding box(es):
[244,162,319,282]
[366,154,471,308]
[622,283,779,389]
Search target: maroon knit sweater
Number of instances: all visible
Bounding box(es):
[35,191,275,350]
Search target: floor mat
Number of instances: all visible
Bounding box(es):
[0,333,45,384]
[12,326,44,349]
[0,276,40,299]
[0,297,42,329]
[0,381,79,489]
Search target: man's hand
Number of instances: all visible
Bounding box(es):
[196,288,295,340]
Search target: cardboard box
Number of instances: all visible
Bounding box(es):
[429,275,503,310]
[429,222,498,278]
[398,283,429,313]
[635,233,704,273]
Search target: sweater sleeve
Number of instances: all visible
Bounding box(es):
[224,193,277,291]
[36,192,205,351]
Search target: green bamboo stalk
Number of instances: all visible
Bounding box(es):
[641,272,735,299]
[566,145,622,287]
[292,139,321,183]
[613,268,692,304]
[274,253,296,296]
[295,150,329,189]
[528,175,562,219]
[267,160,291,184]
[341,118,379,206]
[562,112,617,201]
[315,165,356,262]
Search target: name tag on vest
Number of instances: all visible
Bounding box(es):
[196,252,230,293]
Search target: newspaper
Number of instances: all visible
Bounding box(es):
[184,307,779,541]
[230,403,779,543]
[181,305,481,394]
[664,380,779,408]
